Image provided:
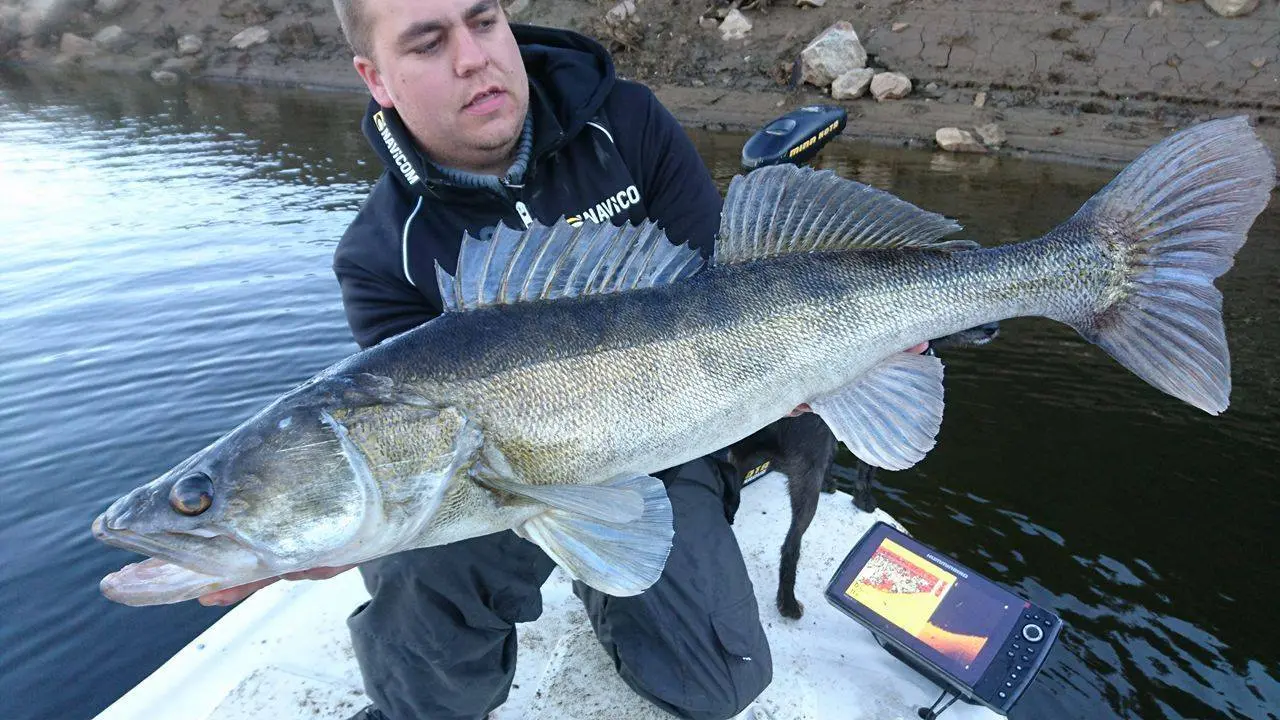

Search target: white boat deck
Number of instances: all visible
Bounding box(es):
[94,475,1001,720]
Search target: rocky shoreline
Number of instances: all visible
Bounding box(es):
[2,0,1278,167]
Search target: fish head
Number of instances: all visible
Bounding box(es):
[94,373,479,605]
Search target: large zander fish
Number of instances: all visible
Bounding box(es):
[94,118,1275,605]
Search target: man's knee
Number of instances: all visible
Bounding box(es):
[620,636,772,720]
[581,455,771,719]
[347,532,556,720]
[612,593,773,720]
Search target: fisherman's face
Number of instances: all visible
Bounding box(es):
[354,0,529,174]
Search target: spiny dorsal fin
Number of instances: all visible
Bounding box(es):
[435,219,704,312]
[713,164,966,265]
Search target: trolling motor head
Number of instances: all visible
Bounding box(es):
[741,105,848,170]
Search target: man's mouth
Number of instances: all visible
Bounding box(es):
[464,87,506,114]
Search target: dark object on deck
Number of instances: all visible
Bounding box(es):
[728,412,834,620]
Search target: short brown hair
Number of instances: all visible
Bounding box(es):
[332,0,373,58]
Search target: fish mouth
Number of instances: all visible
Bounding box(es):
[99,558,234,606]
[93,513,275,605]
[92,512,267,578]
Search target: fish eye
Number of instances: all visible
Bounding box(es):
[169,473,214,516]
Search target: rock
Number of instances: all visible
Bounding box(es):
[973,90,987,107]
[800,21,866,88]
[159,55,197,73]
[974,122,1006,148]
[18,10,42,38]
[796,0,827,7]
[720,9,751,41]
[891,22,910,32]
[230,25,269,50]
[150,69,179,85]
[605,0,636,24]
[935,127,986,153]
[278,21,317,51]
[92,24,127,51]
[924,81,939,92]
[1204,39,1222,48]
[1204,0,1258,16]
[177,34,202,55]
[831,68,875,99]
[870,71,911,100]
[94,0,130,16]
[1251,57,1267,69]
[1146,0,1164,17]
[699,16,718,30]
[21,0,83,38]
[221,0,276,25]
[504,0,531,20]
[59,32,96,59]
[0,6,20,45]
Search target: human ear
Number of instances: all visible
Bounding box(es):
[353,55,395,108]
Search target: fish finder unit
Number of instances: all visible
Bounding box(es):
[825,522,1061,718]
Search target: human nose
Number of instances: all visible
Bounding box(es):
[453,28,488,75]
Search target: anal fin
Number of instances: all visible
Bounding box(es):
[516,475,674,597]
[810,352,945,471]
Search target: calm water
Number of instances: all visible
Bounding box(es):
[1,68,1277,720]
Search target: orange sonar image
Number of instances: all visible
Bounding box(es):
[845,539,989,666]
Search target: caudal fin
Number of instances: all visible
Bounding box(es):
[1055,116,1275,414]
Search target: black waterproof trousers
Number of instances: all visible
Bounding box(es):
[346,456,772,720]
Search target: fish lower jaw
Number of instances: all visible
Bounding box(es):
[99,558,248,606]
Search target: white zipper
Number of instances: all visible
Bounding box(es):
[514,200,533,229]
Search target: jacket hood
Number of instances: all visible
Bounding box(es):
[361,24,616,195]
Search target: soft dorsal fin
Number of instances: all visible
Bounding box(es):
[435,219,704,312]
[714,164,967,265]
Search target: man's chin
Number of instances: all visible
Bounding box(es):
[467,125,524,159]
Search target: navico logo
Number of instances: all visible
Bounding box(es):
[566,185,642,226]
[787,119,843,159]
[373,111,421,186]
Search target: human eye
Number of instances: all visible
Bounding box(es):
[412,37,441,54]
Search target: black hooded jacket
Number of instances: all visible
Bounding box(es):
[332,25,723,350]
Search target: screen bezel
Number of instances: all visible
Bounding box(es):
[825,521,1031,697]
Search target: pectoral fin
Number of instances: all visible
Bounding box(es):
[811,352,945,471]
[480,474,645,524]
[515,475,674,597]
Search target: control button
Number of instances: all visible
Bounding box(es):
[1005,681,1013,688]
[1012,642,1021,651]
[1016,665,1024,671]
[1022,623,1045,643]
[1022,655,1032,663]
[1043,618,1053,627]
[1011,673,1018,679]
[999,691,1007,699]
[1007,651,1015,658]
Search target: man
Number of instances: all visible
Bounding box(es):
[201,1,772,718]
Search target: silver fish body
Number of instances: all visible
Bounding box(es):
[93,117,1275,605]
[393,241,1097,486]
